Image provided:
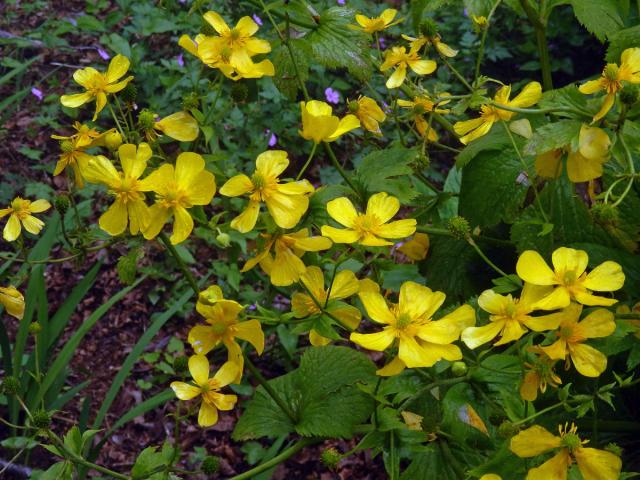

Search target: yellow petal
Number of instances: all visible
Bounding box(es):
[99,200,128,236]
[593,92,616,122]
[366,192,399,223]
[526,449,569,480]
[376,356,406,376]
[269,245,306,286]
[386,63,407,89]
[309,329,332,346]
[155,111,199,142]
[583,261,624,292]
[83,155,120,188]
[20,215,45,235]
[208,391,238,411]
[569,343,607,377]
[380,8,398,25]
[203,11,230,34]
[574,447,622,480]
[573,291,618,306]
[3,215,21,242]
[234,320,265,354]
[255,150,289,178]
[520,371,540,402]
[329,304,362,329]
[235,15,259,36]
[198,401,218,427]
[459,119,494,144]
[0,286,25,320]
[126,199,149,235]
[188,325,218,355]
[578,308,616,338]
[105,54,130,83]
[220,174,254,197]
[28,199,51,213]
[408,59,437,75]
[325,114,360,142]
[578,124,610,160]
[551,247,588,277]
[478,289,510,314]
[170,206,194,244]
[579,79,603,94]
[350,328,395,351]
[397,233,429,261]
[292,234,332,252]
[320,225,361,244]
[60,92,93,108]
[360,291,396,324]
[230,201,260,233]
[327,197,358,227]
[398,335,439,368]
[212,360,239,387]
[516,250,557,285]
[566,152,604,183]
[399,282,444,320]
[329,269,359,300]
[178,34,198,57]
[186,170,216,205]
[461,321,504,349]
[143,204,170,240]
[454,117,484,136]
[509,81,542,108]
[535,150,563,179]
[439,304,476,331]
[374,219,417,239]
[265,191,309,229]
[541,339,568,361]
[532,287,571,310]
[188,354,210,387]
[509,425,561,457]
[170,381,201,401]
[291,293,314,318]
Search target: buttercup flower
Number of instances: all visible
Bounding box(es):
[402,33,458,57]
[454,82,542,144]
[51,122,109,187]
[220,150,314,233]
[83,144,154,236]
[397,233,430,261]
[299,100,360,143]
[510,423,621,480]
[170,355,238,427]
[321,192,416,246]
[188,285,263,382]
[380,45,436,89]
[0,197,51,242]
[579,47,640,121]
[461,284,563,349]
[349,96,386,135]
[292,266,361,345]
[0,286,25,319]
[535,124,611,182]
[60,54,134,120]
[540,303,615,377]
[398,94,450,141]
[353,9,402,34]
[139,111,199,142]
[351,281,475,373]
[520,348,562,401]
[241,229,332,286]
[516,247,625,309]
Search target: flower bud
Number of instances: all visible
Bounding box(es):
[451,361,467,377]
[348,100,360,113]
[60,140,75,153]
[447,216,471,240]
[104,131,123,150]
[138,109,157,131]
[320,447,341,470]
[1,376,21,396]
[497,420,518,439]
[201,456,220,474]
[32,409,51,430]
[216,230,231,248]
[28,322,42,336]
[54,194,71,214]
[605,443,623,456]
[182,91,200,111]
[230,83,249,103]
[419,19,439,38]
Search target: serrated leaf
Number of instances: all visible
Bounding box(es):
[538,85,591,117]
[272,40,310,101]
[570,0,623,42]
[455,128,510,168]
[607,25,640,62]
[524,120,582,155]
[355,146,419,203]
[305,7,372,80]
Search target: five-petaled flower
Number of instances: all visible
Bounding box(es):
[0,197,51,242]
[349,96,386,135]
[60,54,133,121]
[299,100,361,143]
[380,45,437,89]
[353,8,402,34]
[321,192,416,246]
[170,355,238,427]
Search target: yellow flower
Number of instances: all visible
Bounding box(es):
[291,266,361,346]
[454,82,542,144]
[380,45,437,89]
[510,423,621,480]
[52,121,103,148]
[461,284,563,349]
[0,197,51,242]
[479,475,501,480]
[579,47,640,121]
[520,347,562,401]
[540,303,615,377]
[170,355,238,427]
[397,94,450,141]
[241,229,332,286]
[349,96,386,135]
[402,34,458,57]
[353,9,401,34]
[535,124,611,182]
[60,54,133,121]
[321,192,416,246]
[299,100,360,143]
[83,144,154,236]
[144,111,199,142]
[142,152,216,245]
[471,15,488,30]
[0,286,25,320]
[397,232,430,261]
[350,281,475,370]
[220,150,314,233]
[188,285,263,383]
[516,247,625,309]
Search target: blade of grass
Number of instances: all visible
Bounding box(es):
[50,380,91,410]
[0,54,42,86]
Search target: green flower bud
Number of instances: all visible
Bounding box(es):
[104,131,123,150]
[117,251,138,286]
[182,91,200,111]
[201,456,220,474]
[173,355,189,373]
[230,83,249,103]
[60,140,75,153]
[32,409,51,430]
[320,447,341,470]
[451,361,467,377]
[1,376,21,396]
[348,100,360,113]
[447,216,471,240]
[28,322,42,336]
[138,109,157,131]
[54,194,71,215]
[497,420,518,439]
[216,230,231,248]
[120,83,137,103]
[620,84,640,106]
[605,443,623,457]
[419,19,439,38]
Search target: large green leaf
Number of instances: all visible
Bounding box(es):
[607,25,640,62]
[570,0,624,42]
[355,146,419,203]
[524,119,581,156]
[272,40,310,101]
[233,346,376,440]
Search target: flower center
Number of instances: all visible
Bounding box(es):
[157,183,190,209]
[353,213,378,236]
[396,313,413,330]
[562,269,577,286]
[10,198,31,219]
[115,176,143,204]
[210,322,227,336]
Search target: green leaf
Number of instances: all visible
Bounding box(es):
[524,120,582,156]
[233,346,376,440]
[607,25,640,62]
[570,0,623,42]
[131,446,168,479]
[39,461,73,480]
[456,128,510,169]
[305,7,372,80]
[459,147,532,227]
[538,85,591,117]
[355,146,419,203]
[272,40,310,101]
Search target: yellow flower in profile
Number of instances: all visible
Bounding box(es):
[83,144,154,236]
[220,150,314,233]
[540,303,615,377]
[139,111,199,143]
[535,124,611,182]
[380,45,437,89]
[60,54,133,121]
[351,281,475,371]
[142,152,216,245]
[510,423,621,480]
[454,82,542,144]
[241,229,332,286]
[52,122,103,148]
[53,138,93,188]
[461,284,563,349]
[170,355,238,427]
[471,15,488,31]
[321,192,416,246]
[402,34,458,58]
[0,197,51,242]
[397,232,430,261]
[397,94,450,141]
[349,96,386,135]
[353,9,401,34]
[516,247,625,309]
[519,346,562,401]
[0,286,25,319]
[579,47,640,121]
[299,100,360,144]
[188,285,263,383]
[292,266,361,346]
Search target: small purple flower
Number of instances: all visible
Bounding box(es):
[177,54,184,67]
[324,87,340,104]
[97,48,110,60]
[463,8,469,17]
[67,17,77,26]
[31,87,44,101]
[383,101,392,114]
[248,304,257,311]
[337,0,346,4]
[268,132,277,147]
[178,0,187,3]
[252,14,263,26]
[377,36,387,49]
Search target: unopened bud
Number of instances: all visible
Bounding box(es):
[497,420,518,439]
[60,140,75,153]
[348,100,360,113]
[32,409,51,430]
[605,443,623,456]
[54,194,71,214]
[117,251,138,286]
[104,131,123,150]
[216,230,231,248]
[451,361,467,377]
[28,322,42,335]
[182,91,200,111]
[138,109,157,131]
[1,376,21,395]
[447,216,471,240]
[591,203,619,226]
[201,456,220,474]
[320,447,341,470]
[419,19,438,38]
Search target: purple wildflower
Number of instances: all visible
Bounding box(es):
[378,36,387,49]
[252,14,263,26]
[31,87,44,101]
[324,87,340,104]
[97,48,110,60]
[337,0,346,4]
[268,132,277,147]
[177,54,184,67]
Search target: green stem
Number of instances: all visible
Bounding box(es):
[296,142,317,180]
[158,232,199,297]
[415,225,512,246]
[474,0,502,81]
[466,237,510,277]
[611,133,636,208]
[512,401,564,426]
[244,356,297,423]
[244,0,318,29]
[519,0,553,90]
[108,103,127,141]
[229,438,315,480]
[489,102,590,118]
[400,375,469,409]
[440,56,473,92]
[323,142,362,199]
